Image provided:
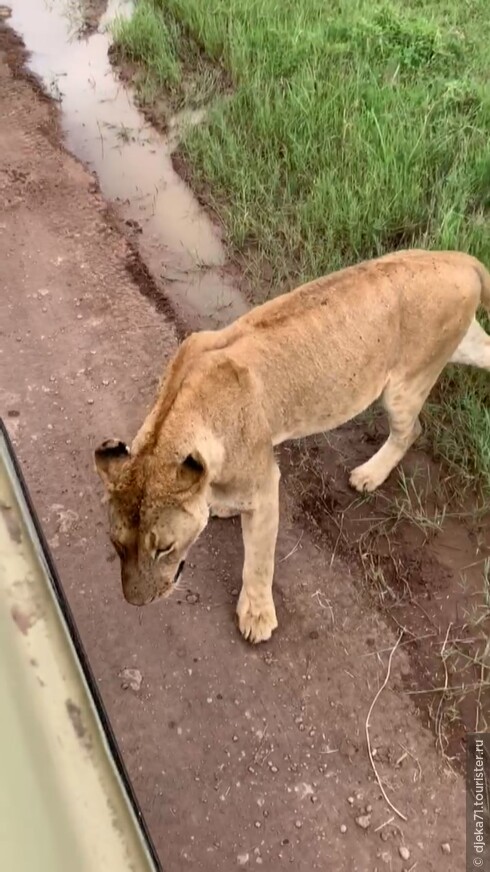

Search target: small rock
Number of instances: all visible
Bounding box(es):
[254,821,261,829]
[366,804,372,813]
[340,824,347,834]
[347,796,354,805]
[295,820,302,829]
[237,853,249,866]
[270,765,278,773]
[119,667,142,692]
[87,398,94,405]
[186,593,199,604]
[399,846,410,861]
[355,814,372,830]
[441,843,451,855]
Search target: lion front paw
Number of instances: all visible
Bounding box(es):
[349,461,386,493]
[236,590,278,644]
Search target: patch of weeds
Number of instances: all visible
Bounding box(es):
[425,360,490,500]
[112,0,228,118]
[112,0,181,90]
[333,6,464,74]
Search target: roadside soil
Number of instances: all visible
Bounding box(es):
[0,22,468,872]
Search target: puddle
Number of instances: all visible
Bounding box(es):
[7,0,248,329]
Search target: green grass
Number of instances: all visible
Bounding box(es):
[114,0,490,495]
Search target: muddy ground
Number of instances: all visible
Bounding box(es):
[0,20,473,872]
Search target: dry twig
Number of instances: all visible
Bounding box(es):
[365,631,408,821]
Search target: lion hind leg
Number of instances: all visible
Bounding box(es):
[349,372,438,493]
[450,317,490,369]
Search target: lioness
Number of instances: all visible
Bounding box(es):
[95,250,490,643]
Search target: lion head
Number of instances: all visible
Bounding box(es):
[94,439,210,605]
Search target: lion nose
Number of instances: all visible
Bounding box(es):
[173,561,185,583]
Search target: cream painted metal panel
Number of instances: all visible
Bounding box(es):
[0,421,161,872]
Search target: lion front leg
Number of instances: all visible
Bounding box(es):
[236,462,280,644]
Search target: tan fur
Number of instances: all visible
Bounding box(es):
[95,249,490,642]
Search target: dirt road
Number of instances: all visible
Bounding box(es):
[0,25,465,871]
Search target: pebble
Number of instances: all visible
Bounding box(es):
[340,824,347,834]
[119,667,142,692]
[355,814,371,830]
[399,846,410,861]
[441,843,451,855]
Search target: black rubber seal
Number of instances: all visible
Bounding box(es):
[0,418,162,871]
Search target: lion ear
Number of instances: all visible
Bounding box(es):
[177,450,207,492]
[94,439,131,490]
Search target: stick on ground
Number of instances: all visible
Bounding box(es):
[365,631,408,822]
